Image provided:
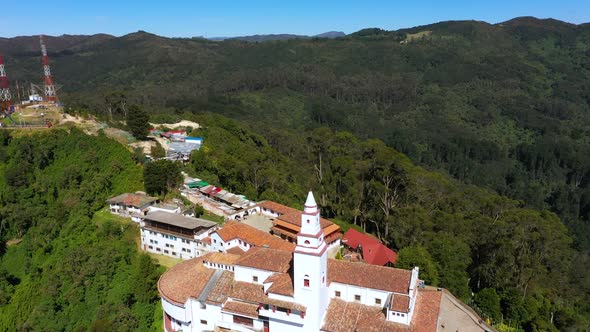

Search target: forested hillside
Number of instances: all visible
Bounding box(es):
[187,113,588,330]
[0,129,162,331]
[2,15,590,330]
[3,17,590,251]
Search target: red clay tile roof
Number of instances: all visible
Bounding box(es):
[259,200,341,235]
[322,298,410,332]
[235,247,293,273]
[230,281,265,302]
[342,229,397,266]
[202,237,211,245]
[206,271,233,305]
[222,301,259,318]
[328,259,411,294]
[226,246,246,255]
[322,289,442,332]
[203,252,242,265]
[107,193,158,208]
[265,273,294,297]
[410,289,442,332]
[157,256,215,306]
[216,220,295,252]
[391,294,411,313]
[257,201,300,215]
[229,280,305,311]
[277,210,334,229]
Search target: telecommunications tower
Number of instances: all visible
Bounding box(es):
[0,52,12,112]
[40,35,57,102]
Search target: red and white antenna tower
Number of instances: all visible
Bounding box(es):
[0,52,12,112]
[40,35,57,102]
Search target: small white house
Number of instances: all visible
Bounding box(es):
[107,192,159,221]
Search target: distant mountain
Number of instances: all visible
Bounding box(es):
[208,31,346,42]
[313,31,346,38]
[0,34,114,56]
[229,34,307,42]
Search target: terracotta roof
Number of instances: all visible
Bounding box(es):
[203,252,242,265]
[265,273,294,297]
[235,247,293,273]
[230,281,265,302]
[342,229,397,266]
[206,271,233,305]
[216,220,295,252]
[322,298,410,332]
[271,219,301,232]
[277,211,334,230]
[328,259,411,294]
[391,294,411,313]
[202,237,211,245]
[107,193,158,208]
[410,289,442,332]
[258,201,300,215]
[226,246,246,255]
[259,200,340,235]
[222,301,259,318]
[157,257,215,306]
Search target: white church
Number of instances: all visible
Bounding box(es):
[157,192,451,332]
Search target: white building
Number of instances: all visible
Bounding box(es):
[107,192,159,222]
[208,220,295,254]
[229,200,342,256]
[140,211,217,260]
[157,192,439,332]
[148,202,182,215]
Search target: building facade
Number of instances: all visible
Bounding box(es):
[158,192,437,332]
[107,192,159,221]
[140,211,217,260]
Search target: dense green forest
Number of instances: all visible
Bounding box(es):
[2,15,590,331]
[0,129,163,331]
[186,113,588,331]
[5,17,590,250]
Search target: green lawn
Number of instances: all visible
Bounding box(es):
[199,211,225,224]
[147,253,183,269]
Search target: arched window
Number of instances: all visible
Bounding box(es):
[304,240,310,245]
[304,275,310,287]
[306,219,310,223]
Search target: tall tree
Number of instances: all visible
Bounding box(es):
[126,105,150,140]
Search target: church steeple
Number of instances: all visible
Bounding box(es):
[300,191,322,237]
[293,191,329,330]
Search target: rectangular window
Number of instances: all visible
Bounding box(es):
[335,291,341,297]
[200,319,207,325]
[354,295,361,301]
[304,279,310,287]
[375,298,381,305]
[233,315,253,327]
[253,276,258,282]
[164,250,169,254]
[172,252,177,256]
[156,248,161,252]
[148,245,153,249]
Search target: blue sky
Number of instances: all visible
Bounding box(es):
[2,0,589,38]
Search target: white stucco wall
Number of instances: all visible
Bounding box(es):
[328,282,390,308]
[234,265,274,285]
